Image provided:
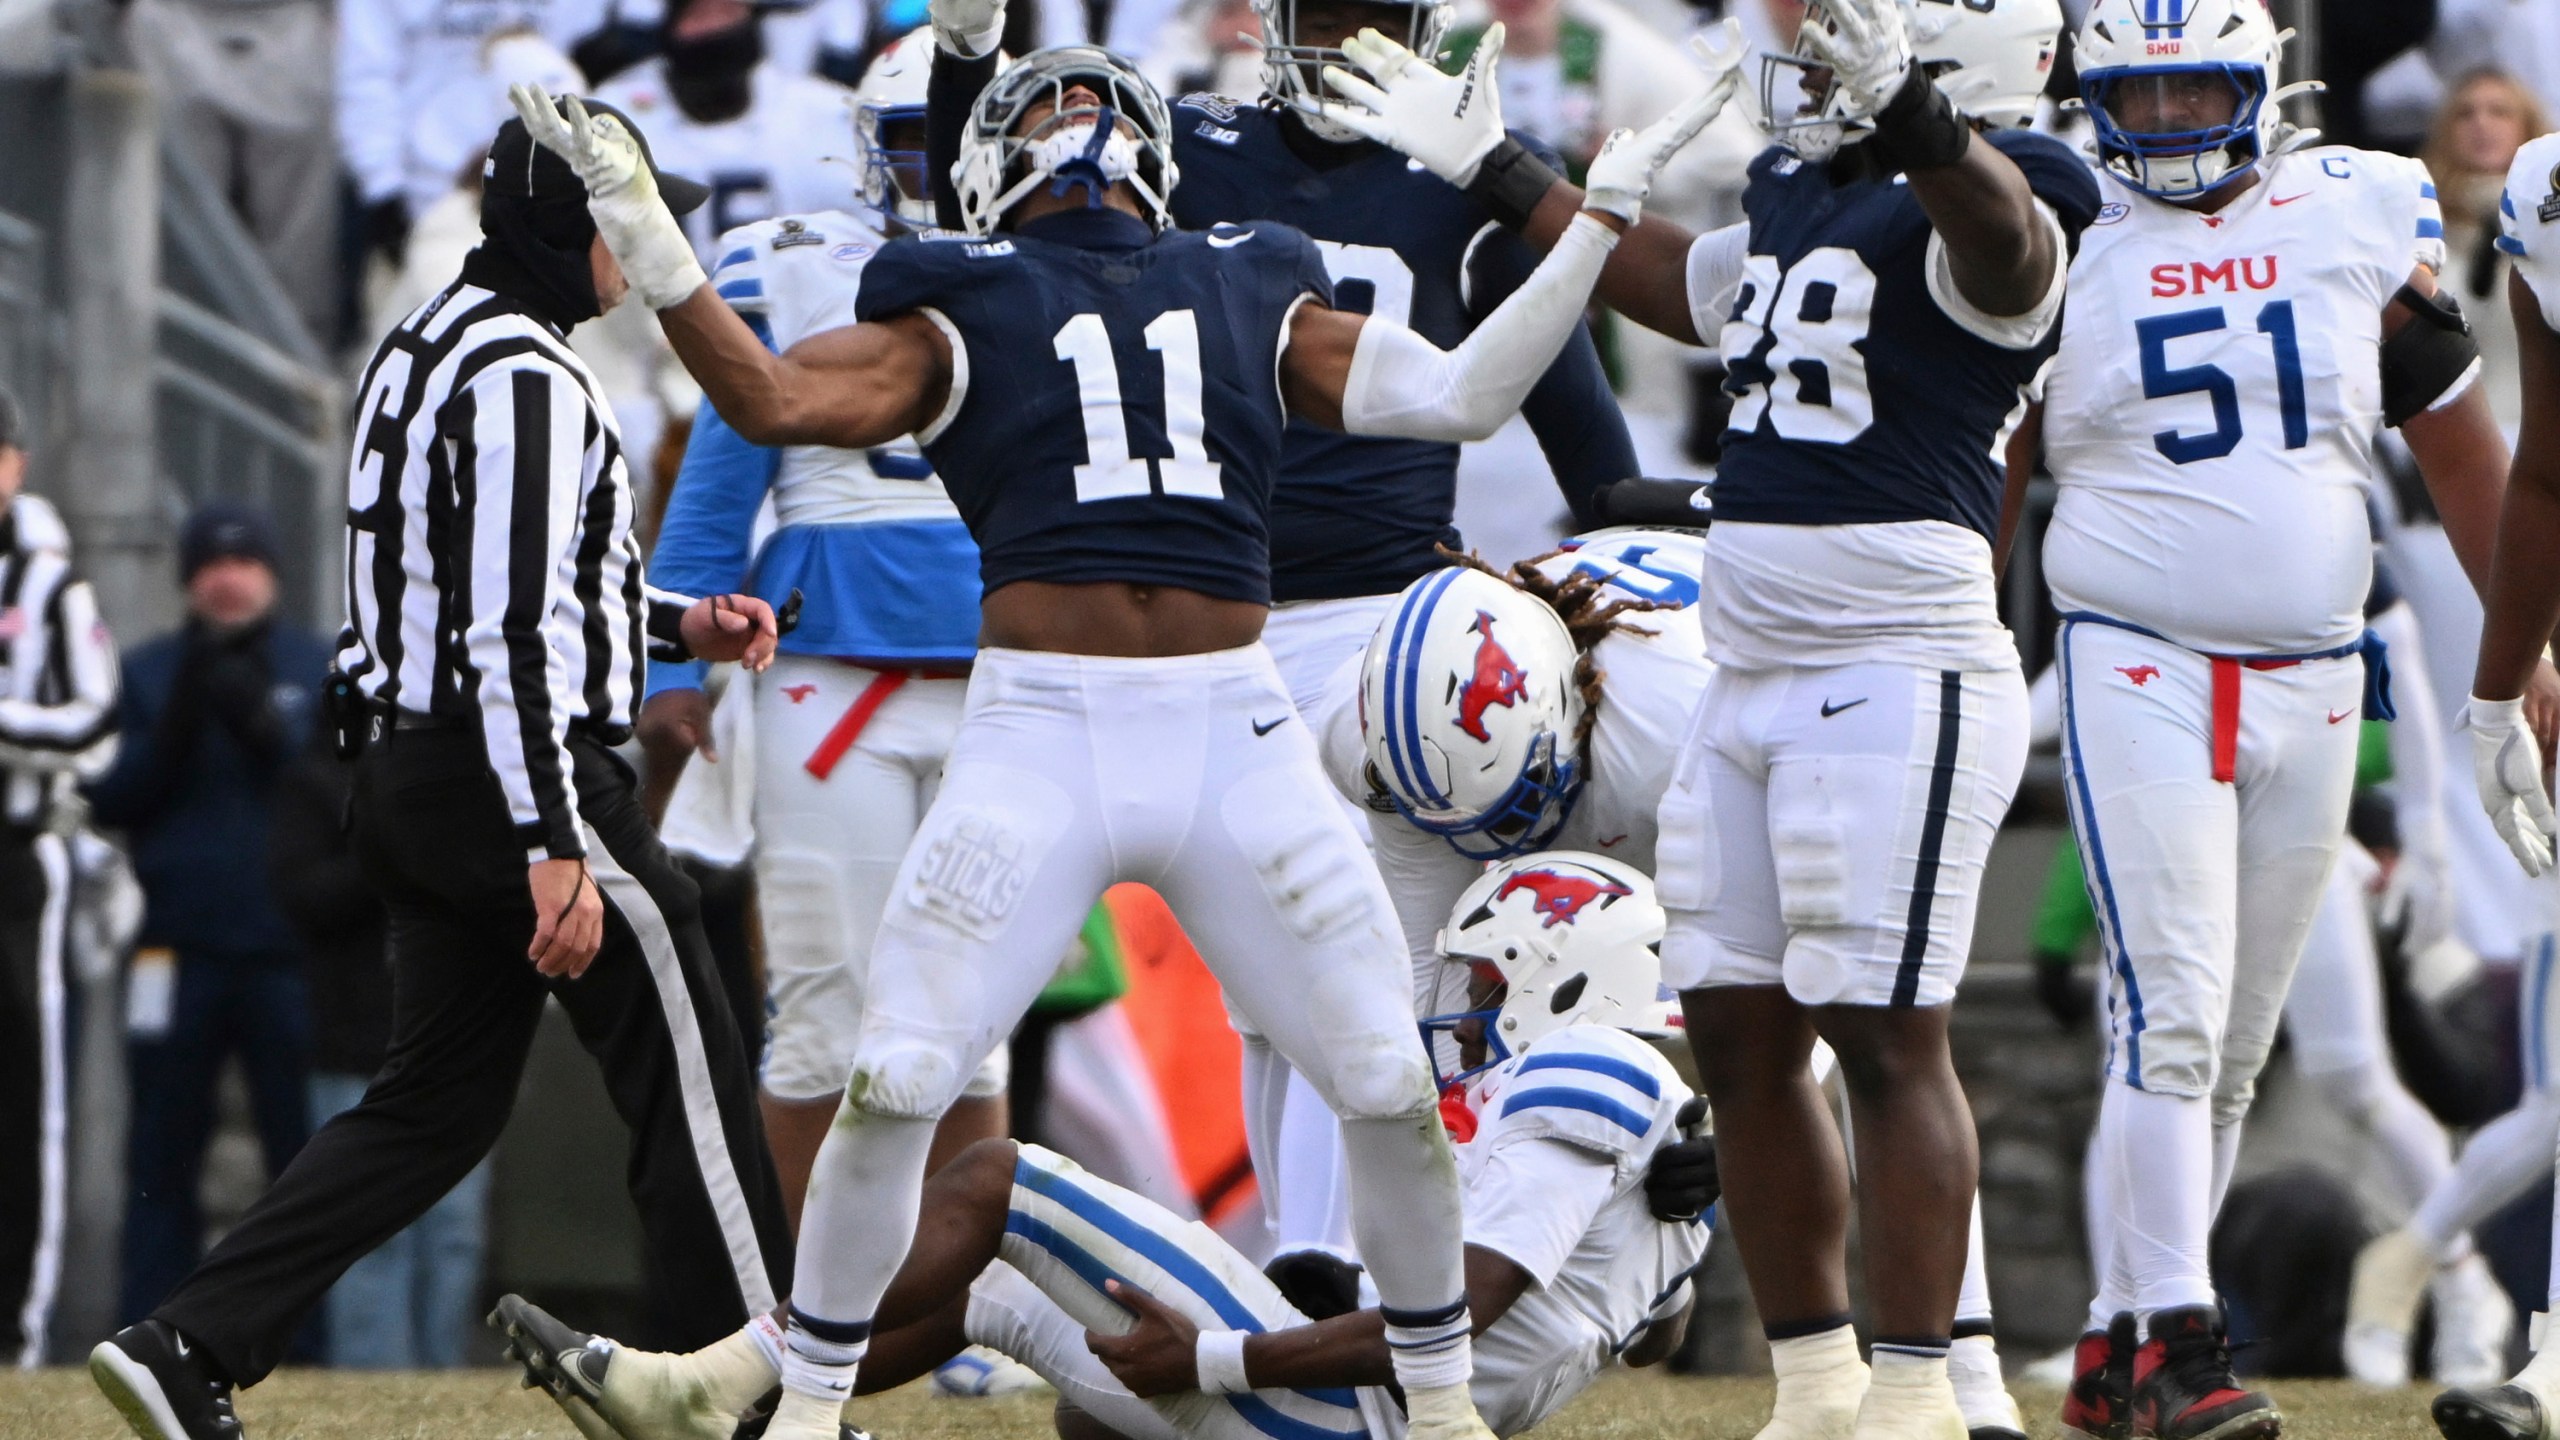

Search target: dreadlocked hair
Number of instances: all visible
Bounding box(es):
[1435,545,1676,752]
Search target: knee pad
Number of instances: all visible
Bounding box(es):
[1218,768,1389,947]
[845,1041,972,1121]
[1312,1032,1436,1122]
[2121,1028,2218,1101]
[1772,817,1852,930]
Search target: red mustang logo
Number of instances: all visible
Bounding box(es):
[1455,611,1528,743]
[782,684,819,704]
[2116,665,2160,687]
[1496,867,1632,927]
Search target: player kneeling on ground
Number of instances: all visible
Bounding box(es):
[492,852,1718,1440]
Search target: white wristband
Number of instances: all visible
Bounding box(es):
[1195,1330,1252,1395]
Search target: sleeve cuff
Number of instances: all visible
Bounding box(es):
[646,659,711,699]
[519,821,585,864]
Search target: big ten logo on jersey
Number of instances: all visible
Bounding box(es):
[1053,310,1225,502]
[1315,241,1415,328]
[1722,248,1879,444]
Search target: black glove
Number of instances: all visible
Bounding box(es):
[363,196,412,267]
[2034,950,2093,1029]
[1645,1097,1718,1222]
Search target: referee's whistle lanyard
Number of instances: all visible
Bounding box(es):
[2059,611,2394,785]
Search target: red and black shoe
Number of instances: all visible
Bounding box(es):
[2062,1311,2138,1440]
[2129,1307,2282,1440]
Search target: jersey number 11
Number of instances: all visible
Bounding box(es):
[1055,310,1226,502]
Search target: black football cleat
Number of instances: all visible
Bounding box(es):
[2129,1306,2281,1440]
[2062,1311,2138,1440]
[2434,1384,2550,1440]
[89,1320,243,1440]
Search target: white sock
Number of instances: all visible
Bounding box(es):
[1274,1068,1355,1257]
[2102,1082,2217,1319]
[745,1314,786,1378]
[2085,1124,2131,1333]
[793,1107,939,1327]
[2414,1090,2560,1258]
[2207,1117,2242,1220]
[1772,1323,1865,1377]
[1956,1194,1992,1332]
[1866,1342,1953,1400]
[1342,1115,1472,1392]
[779,1312,866,1404]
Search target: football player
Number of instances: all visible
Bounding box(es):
[2425,122,2560,1440]
[511,42,1717,1440]
[1315,0,2093,1434]
[640,29,1007,1236]
[2015,2,2541,1436]
[490,855,1715,1440]
[1333,538,2027,1440]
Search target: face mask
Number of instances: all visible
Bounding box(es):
[665,20,762,121]
[1031,113,1140,208]
[474,189,603,328]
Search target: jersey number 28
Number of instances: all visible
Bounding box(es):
[1054,310,1225,502]
[1722,248,1879,444]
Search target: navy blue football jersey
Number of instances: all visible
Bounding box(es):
[1168,97,1637,601]
[1711,129,2103,540]
[852,207,1332,605]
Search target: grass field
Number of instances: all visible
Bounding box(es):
[0,1368,2456,1440]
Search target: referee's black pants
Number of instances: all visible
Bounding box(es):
[155,727,792,1386]
[0,824,71,1365]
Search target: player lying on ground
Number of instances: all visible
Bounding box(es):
[491,853,1719,1440]
[513,43,1727,1440]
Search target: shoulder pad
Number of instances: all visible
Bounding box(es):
[1483,1028,1678,1160]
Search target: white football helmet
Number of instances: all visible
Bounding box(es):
[1360,566,1586,860]
[2074,0,2313,198]
[952,46,1180,235]
[1252,0,1455,142]
[1764,0,2063,162]
[854,31,941,226]
[1422,852,1671,1087]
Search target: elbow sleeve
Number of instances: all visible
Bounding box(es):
[1340,214,1619,442]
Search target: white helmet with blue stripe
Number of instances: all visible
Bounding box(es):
[1421,851,1670,1088]
[1359,566,1585,860]
[2074,0,2317,198]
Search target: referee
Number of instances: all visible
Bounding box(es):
[91,104,792,1440]
[0,387,118,1368]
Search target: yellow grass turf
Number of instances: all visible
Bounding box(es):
[0,1369,2450,1440]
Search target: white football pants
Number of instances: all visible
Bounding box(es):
[749,654,1006,1104]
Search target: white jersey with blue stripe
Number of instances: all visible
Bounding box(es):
[1443,1026,1707,1439]
[2500,132,2560,332]
[648,209,982,688]
[2042,148,2451,654]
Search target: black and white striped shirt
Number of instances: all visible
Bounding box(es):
[0,494,119,826]
[337,280,692,864]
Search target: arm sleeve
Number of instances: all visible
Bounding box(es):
[336,0,408,203]
[1340,215,1621,442]
[929,47,1002,231]
[1461,1134,1620,1288]
[0,572,119,776]
[1464,221,1640,528]
[454,363,591,864]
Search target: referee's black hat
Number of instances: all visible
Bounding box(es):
[487,98,712,216]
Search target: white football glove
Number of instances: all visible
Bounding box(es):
[2468,695,2557,876]
[931,0,1004,60]
[1796,0,1914,117]
[1310,23,1508,187]
[507,84,707,311]
[1581,21,1745,225]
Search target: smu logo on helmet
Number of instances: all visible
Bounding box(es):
[1455,611,1529,742]
[1497,866,1633,927]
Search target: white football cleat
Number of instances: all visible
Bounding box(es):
[1758,1330,1870,1440]
[1404,1382,1499,1440]
[2346,1226,2434,1387]
[2436,1254,2521,1390]
[1949,1335,2026,1440]
[931,1345,1052,1398]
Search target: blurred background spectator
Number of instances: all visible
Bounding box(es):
[85,505,329,1328]
[2421,67,2548,434]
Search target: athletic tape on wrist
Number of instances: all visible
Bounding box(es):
[1195,1330,1253,1395]
[1866,61,1971,172]
[1466,138,1565,231]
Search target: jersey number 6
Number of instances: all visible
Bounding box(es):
[1721,248,1880,445]
[1055,310,1226,503]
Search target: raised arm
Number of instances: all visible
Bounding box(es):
[1463,224,1642,524]
[508,86,951,450]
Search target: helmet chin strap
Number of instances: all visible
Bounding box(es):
[1041,107,1132,209]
